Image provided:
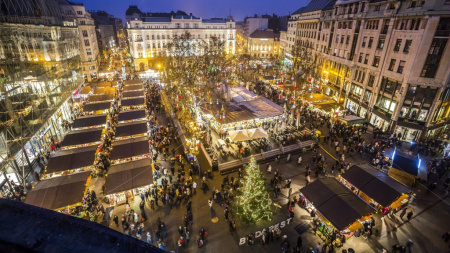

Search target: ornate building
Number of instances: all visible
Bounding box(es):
[125,6,236,71]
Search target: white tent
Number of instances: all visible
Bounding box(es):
[246,128,269,139]
[228,130,250,142]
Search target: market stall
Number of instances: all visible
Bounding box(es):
[79,86,92,96]
[24,171,91,211]
[60,128,103,149]
[123,79,143,86]
[123,90,144,98]
[96,81,117,88]
[111,136,150,162]
[245,128,269,139]
[300,178,376,239]
[88,94,114,102]
[227,130,251,142]
[72,115,107,130]
[104,158,153,206]
[123,84,143,91]
[82,102,111,113]
[118,109,146,122]
[339,164,411,212]
[94,87,116,95]
[115,121,148,139]
[389,151,421,187]
[337,115,364,125]
[44,146,97,177]
[121,97,145,107]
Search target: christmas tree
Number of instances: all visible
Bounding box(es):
[236,155,273,222]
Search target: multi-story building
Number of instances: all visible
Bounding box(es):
[90,11,127,51]
[248,30,280,58]
[70,3,100,81]
[243,16,269,38]
[279,31,288,56]
[286,0,450,140]
[125,6,236,71]
[0,0,83,196]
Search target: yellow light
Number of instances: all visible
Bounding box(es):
[157,64,161,69]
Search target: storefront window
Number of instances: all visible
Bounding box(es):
[363,90,372,103]
[378,96,396,113]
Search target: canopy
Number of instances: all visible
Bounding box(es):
[61,128,103,147]
[79,86,92,95]
[82,102,111,112]
[46,146,97,174]
[391,151,420,176]
[24,171,90,210]
[94,87,116,95]
[111,136,149,160]
[72,115,107,129]
[115,121,147,137]
[123,91,144,98]
[245,128,268,139]
[104,158,152,195]
[88,94,114,102]
[123,85,143,91]
[228,130,250,142]
[121,98,145,107]
[123,79,143,86]
[337,115,364,125]
[341,164,411,207]
[118,110,146,121]
[300,178,376,231]
[97,82,116,88]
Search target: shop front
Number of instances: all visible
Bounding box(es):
[394,124,422,142]
[370,110,391,132]
[346,98,359,115]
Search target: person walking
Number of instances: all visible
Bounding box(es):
[208,198,213,209]
[113,215,119,227]
[224,206,229,221]
[406,210,413,221]
[193,182,197,193]
[399,207,407,219]
[146,232,152,244]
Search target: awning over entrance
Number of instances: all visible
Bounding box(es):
[104,158,153,195]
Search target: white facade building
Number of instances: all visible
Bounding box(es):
[243,17,269,38]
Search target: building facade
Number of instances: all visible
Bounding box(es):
[248,30,280,58]
[0,0,83,197]
[125,7,236,71]
[285,0,450,140]
[70,3,100,81]
[243,16,269,38]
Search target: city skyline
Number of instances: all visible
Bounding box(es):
[77,0,307,22]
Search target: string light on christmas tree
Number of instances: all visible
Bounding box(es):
[236,156,274,222]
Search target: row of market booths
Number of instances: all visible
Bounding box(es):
[24,81,119,213]
[299,164,411,243]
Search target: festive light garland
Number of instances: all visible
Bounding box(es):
[236,155,274,222]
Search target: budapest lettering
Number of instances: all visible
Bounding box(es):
[239,217,293,245]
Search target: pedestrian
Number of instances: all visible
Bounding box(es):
[296,236,302,248]
[406,210,413,221]
[146,232,152,244]
[193,181,197,193]
[399,207,407,219]
[208,198,213,209]
[443,232,450,242]
[267,164,272,174]
[113,215,119,226]
[224,206,229,221]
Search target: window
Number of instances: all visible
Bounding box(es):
[346,35,350,45]
[394,39,402,51]
[82,30,88,37]
[340,36,344,44]
[363,90,372,103]
[410,1,417,8]
[162,35,165,39]
[176,23,181,28]
[368,37,373,48]
[368,74,375,87]
[364,54,369,64]
[80,21,86,25]
[167,35,170,39]
[388,59,396,71]
[77,11,83,15]
[152,35,154,40]
[358,53,363,63]
[86,48,92,55]
[397,61,405,73]
[373,56,380,67]
[336,35,339,43]
[402,40,412,53]
[421,38,447,78]
[374,5,380,11]
[89,66,95,70]
[185,23,190,28]
[362,36,367,47]
[377,38,385,49]
[84,39,90,46]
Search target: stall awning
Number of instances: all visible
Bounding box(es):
[237,97,284,119]
[228,130,250,142]
[300,178,376,231]
[337,115,364,125]
[391,152,420,176]
[94,87,116,95]
[24,171,90,210]
[122,98,145,107]
[79,86,92,95]
[46,146,97,174]
[88,94,114,102]
[104,158,152,195]
[111,136,149,160]
[72,115,107,129]
[97,82,116,88]
[61,128,103,147]
[123,85,143,91]
[341,164,411,207]
[123,91,144,98]
[123,79,143,86]
[118,110,146,121]
[116,121,147,137]
[83,102,111,112]
[244,128,269,139]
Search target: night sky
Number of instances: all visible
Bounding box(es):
[78,0,308,22]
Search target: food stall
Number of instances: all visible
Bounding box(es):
[123,84,143,91]
[339,164,411,212]
[299,178,376,240]
[93,87,116,95]
[82,102,111,115]
[79,86,92,98]
[123,79,144,86]
[118,109,146,123]
[96,81,117,88]
[123,91,144,98]
[72,115,107,130]
[60,128,104,150]
[24,171,91,211]
[110,136,150,163]
[388,151,421,187]
[88,94,114,103]
[104,158,153,206]
[115,121,148,140]
[121,97,145,109]
[44,146,97,178]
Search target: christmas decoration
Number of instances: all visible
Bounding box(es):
[236,156,273,222]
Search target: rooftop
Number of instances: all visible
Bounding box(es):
[292,0,337,15]
[250,29,280,39]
